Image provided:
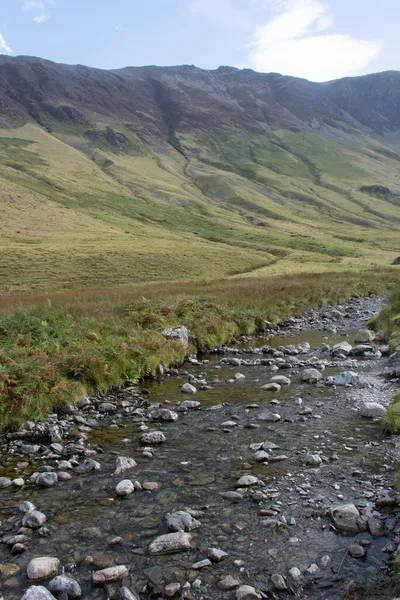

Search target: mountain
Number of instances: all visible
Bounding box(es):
[0,56,399,292]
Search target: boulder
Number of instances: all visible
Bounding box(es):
[22,510,47,529]
[92,565,129,583]
[181,383,197,394]
[116,480,134,497]
[162,326,189,347]
[325,371,360,386]
[140,431,166,445]
[359,402,386,418]
[48,575,82,598]
[332,341,353,356]
[330,503,366,535]
[236,585,262,600]
[354,329,375,343]
[149,532,192,555]
[27,557,60,582]
[21,587,57,600]
[300,369,322,383]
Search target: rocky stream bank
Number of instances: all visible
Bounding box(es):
[1,295,400,600]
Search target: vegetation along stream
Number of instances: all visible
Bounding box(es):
[1,295,399,600]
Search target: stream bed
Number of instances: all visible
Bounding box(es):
[0,296,399,600]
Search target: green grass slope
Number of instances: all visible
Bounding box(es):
[0,119,399,293]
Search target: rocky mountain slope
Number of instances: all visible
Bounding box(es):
[0,56,399,292]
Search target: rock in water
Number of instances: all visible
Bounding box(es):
[347,544,366,559]
[48,575,82,598]
[300,369,322,383]
[165,510,201,532]
[359,402,386,418]
[261,383,281,392]
[27,557,60,582]
[330,504,366,535]
[140,431,166,445]
[36,473,58,488]
[118,587,139,600]
[92,565,129,583]
[113,456,137,476]
[0,477,12,488]
[332,342,353,356]
[22,510,47,529]
[162,326,189,347]
[149,532,192,555]
[354,329,375,343]
[21,587,58,600]
[116,480,134,497]
[325,371,359,386]
[236,475,259,487]
[181,383,197,394]
[236,585,262,600]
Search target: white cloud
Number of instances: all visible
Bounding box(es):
[247,0,383,81]
[0,33,12,54]
[23,0,54,23]
[33,14,49,23]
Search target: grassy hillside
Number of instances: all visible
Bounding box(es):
[0,120,399,293]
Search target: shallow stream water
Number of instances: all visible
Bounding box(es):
[0,298,399,600]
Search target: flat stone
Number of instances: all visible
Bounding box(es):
[192,559,211,569]
[149,532,192,554]
[223,491,243,502]
[207,548,228,562]
[142,481,159,491]
[48,575,82,598]
[27,557,60,582]
[218,575,240,590]
[0,563,20,577]
[93,565,129,583]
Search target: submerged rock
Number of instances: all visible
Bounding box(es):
[149,532,192,555]
[165,510,201,532]
[325,371,359,386]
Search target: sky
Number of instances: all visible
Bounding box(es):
[0,0,398,82]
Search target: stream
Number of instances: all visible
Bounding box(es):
[0,295,399,600]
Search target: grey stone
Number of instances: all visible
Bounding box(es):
[330,503,366,535]
[348,544,366,559]
[118,587,139,600]
[0,476,12,488]
[165,511,201,532]
[325,371,359,386]
[253,451,270,462]
[359,402,386,418]
[179,400,200,411]
[114,456,137,476]
[207,548,228,562]
[236,585,261,600]
[270,375,291,385]
[164,582,181,597]
[192,559,211,569]
[218,575,240,590]
[162,326,189,347]
[74,459,101,473]
[354,329,375,343]
[271,574,287,591]
[99,403,117,414]
[27,557,60,582]
[49,575,82,598]
[92,565,129,583]
[21,586,57,600]
[181,383,197,394]
[149,532,192,555]
[36,473,58,488]
[22,510,47,529]
[257,410,281,422]
[301,369,322,383]
[19,501,36,513]
[367,517,385,538]
[288,567,302,582]
[116,480,134,497]
[157,409,178,422]
[332,341,353,356]
[261,383,281,392]
[303,454,322,466]
[141,430,166,445]
[223,491,243,502]
[236,475,259,487]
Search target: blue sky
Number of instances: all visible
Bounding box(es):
[0,0,398,81]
